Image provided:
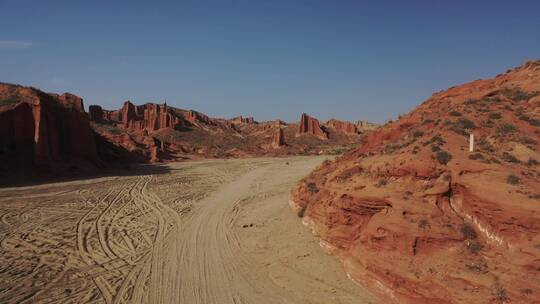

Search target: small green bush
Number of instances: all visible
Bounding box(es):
[507,174,521,185]
[469,153,484,160]
[496,123,517,134]
[502,152,520,163]
[449,111,462,117]
[489,112,502,119]
[307,182,319,194]
[435,151,452,165]
[412,130,424,138]
[460,224,477,239]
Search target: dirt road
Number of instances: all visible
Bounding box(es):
[0,156,377,304]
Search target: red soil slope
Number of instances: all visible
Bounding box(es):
[290,61,540,304]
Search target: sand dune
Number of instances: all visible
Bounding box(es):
[0,156,376,304]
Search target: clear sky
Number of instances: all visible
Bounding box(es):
[1,1,540,123]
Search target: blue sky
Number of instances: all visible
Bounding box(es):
[1,1,540,123]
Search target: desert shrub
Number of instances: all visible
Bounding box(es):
[489,112,502,119]
[450,118,476,135]
[431,145,441,152]
[307,182,319,194]
[418,219,430,229]
[457,118,476,129]
[425,134,445,146]
[464,99,480,105]
[478,139,495,152]
[412,130,424,138]
[469,153,484,160]
[467,241,483,254]
[527,158,539,166]
[449,110,462,117]
[528,193,540,200]
[412,146,420,154]
[520,137,538,146]
[502,152,520,163]
[494,285,509,303]
[422,119,434,125]
[435,151,452,165]
[507,174,521,185]
[530,118,540,127]
[376,178,388,187]
[496,123,517,134]
[519,114,540,127]
[501,87,539,101]
[460,224,477,239]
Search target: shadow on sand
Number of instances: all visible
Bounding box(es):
[0,163,176,189]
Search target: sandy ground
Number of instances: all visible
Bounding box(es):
[0,156,377,304]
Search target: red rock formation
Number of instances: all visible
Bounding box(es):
[184,110,213,125]
[0,83,100,175]
[271,127,285,148]
[296,113,328,140]
[325,119,358,134]
[230,116,256,124]
[88,105,104,121]
[290,61,540,304]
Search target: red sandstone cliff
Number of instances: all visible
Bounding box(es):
[290,61,540,304]
[326,119,358,134]
[0,83,100,176]
[272,127,286,148]
[297,113,328,140]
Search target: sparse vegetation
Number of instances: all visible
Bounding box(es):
[418,219,430,229]
[527,158,539,166]
[496,123,517,134]
[307,182,319,194]
[412,130,424,138]
[489,112,502,119]
[376,178,388,187]
[460,224,477,240]
[469,153,484,160]
[502,152,520,163]
[449,110,462,116]
[506,174,521,185]
[467,241,483,254]
[494,284,509,303]
[435,151,452,165]
[450,118,476,135]
[501,87,539,102]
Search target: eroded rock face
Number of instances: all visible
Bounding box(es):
[297,113,328,140]
[290,61,540,304]
[326,119,358,134]
[272,127,286,148]
[0,83,100,175]
[230,116,257,124]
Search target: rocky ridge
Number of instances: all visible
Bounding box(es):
[290,61,540,304]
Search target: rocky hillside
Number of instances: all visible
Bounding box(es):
[88,101,377,162]
[290,61,540,303]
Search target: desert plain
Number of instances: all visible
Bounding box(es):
[0,156,377,304]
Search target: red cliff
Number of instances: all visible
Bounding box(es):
[0,83,100,175]
[296,113,328,140]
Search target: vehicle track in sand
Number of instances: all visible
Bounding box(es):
[0,157,377,304]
